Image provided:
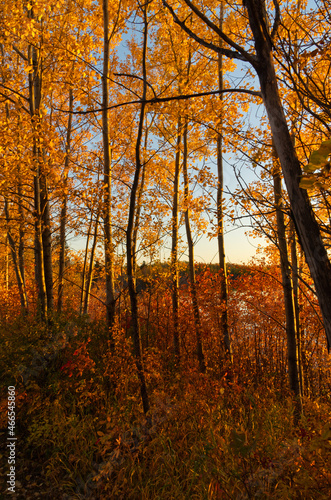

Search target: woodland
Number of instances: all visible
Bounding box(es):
[1,0,331,498]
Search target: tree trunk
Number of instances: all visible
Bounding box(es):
[3,100,28,313]
[171,117,182,363]
[126,1,150,414]
[182,119,205,372]
[272,149,301,415]
[102,0,116,340]
[83,212,99,315]
[28,20,47,319]
[40,160,53,312]
[132,136,147,276]
[290,218,303,396]
[17,171,26,294]
[217,5,232,362]
[80,214,93,315]
[58,88,73,313]
[4,199,28,313]
[245,0,331,350]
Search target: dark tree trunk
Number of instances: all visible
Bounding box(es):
[58,88,73,313]
[272,150,302,416]
[4,199,28,313]
[83,213,99,315]
[290,219,304,395]
[165,0,331,352]
[102,0,116,340]
[245,0,331,349]
[80,214,93,315]
[171,117,182,363]
[126,1,150,415]
[40,164,53,312]
[217,6,232,361]
[28,22,47,319]
[182,119,205,373]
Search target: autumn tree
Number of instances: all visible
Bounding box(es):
[162,0,331,351]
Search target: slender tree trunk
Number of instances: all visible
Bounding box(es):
[245,0,331,349]
[28,15,47,319]
[126,2,150,414]
[33,166,47,319]
[17,172,26,292]
[132,143,147,276]
[4,199,28,313]
[182,119,205,372]
[40,160,53,312]
[58,88,73,313]
[80,214,93,315]
[83,213,99,315]
[290,218,303,396]
[102,0,116,340]
[171,117,182,362]
[217,5,232,361]
[272,149,301,416]
[3,99,28,312]
[289,128,303,394]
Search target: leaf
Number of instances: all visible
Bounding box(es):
[299,177,315,190]
[305,140,331,172]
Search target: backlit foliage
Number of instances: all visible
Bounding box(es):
[1,0,331,498]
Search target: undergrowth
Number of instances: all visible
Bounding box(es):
[1,315,331,499]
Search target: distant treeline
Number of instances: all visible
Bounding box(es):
[91,261,255,292]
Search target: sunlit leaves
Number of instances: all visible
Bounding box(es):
[300,140,331,190]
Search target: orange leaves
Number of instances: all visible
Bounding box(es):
[300,139,331,190]
[60,339,95,378]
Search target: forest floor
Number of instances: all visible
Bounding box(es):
[1,314,331,499]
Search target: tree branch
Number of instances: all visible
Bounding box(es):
[182,0,257,64]
[162,0,257,64]
[114,72,157,98]
[271,0,281,41]
[56,88,262,115]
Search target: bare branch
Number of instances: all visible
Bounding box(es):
[162,0,256,64]
[0,90,30,114]
[114,72,157,97]
[56,87,262,115]
[182,0,257,65]
[0,82,29,102]
[12,45,28,61]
